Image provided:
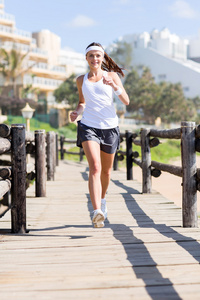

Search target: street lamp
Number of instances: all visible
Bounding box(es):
[21,103,35,131]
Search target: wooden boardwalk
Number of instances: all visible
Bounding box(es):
[0,160,200,300]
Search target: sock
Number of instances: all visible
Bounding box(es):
[94,208,102,213]
[101,198,106,204]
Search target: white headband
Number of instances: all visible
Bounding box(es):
[85,46,104,56]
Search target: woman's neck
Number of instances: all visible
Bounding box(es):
[88,68,103,77]
[87,69,104,82]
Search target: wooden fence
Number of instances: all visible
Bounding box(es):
[117,121,199,228]
[59,121,199,228]
[60,136,84,161]
[0,124,58,234]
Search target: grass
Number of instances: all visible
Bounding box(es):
[6,116,55,132]
[61,138,182,166]
[151,139,181,163]
[5,116,77,139]
[117,139,181,169]
[62,146,87,162]
[57,123,77,139]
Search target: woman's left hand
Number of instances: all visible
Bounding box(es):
[102,76,116,89]
[103,72,129,105]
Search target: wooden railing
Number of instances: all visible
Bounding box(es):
[57,121,199,228]
[117,121,199,228]
[60,136,84,162]
[0,124,58,233]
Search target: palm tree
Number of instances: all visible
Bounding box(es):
[0,46,31,97]
[20,75,39,99]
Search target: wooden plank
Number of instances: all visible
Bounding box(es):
[0,160,200,300]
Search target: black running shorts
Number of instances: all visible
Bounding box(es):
[77,121,120,154]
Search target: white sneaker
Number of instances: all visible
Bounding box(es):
[94,221,104,228]
[92,209,105,224]
[101,199,107,219]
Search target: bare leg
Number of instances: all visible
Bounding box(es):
[100,151,115,199]
[82,141,101,210]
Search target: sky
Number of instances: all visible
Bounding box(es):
[4,0,200,54]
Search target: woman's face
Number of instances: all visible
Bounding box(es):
[86,50,104,69]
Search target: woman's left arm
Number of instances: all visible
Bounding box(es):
[103,72,130,106]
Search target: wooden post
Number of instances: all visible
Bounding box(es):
[35,130,46,197]
[0,123,11,138]
[60,135,64,160]
[181,121,197,227]
[141,128,151,193]
[53,133,56,172]
[55,133,59,166]
[113,151,118,171]
[79,147,84,162]
[126,131,133,180]
[46,131,55,181]
[11,124,27,233]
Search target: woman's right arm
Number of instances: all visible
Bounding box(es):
[70,75,85,122]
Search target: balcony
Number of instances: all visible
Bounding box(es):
[23,74,63,91]
[31,47,47,56]
[51,66,66,73]
[0,41,48,58]
[28,61,48,69]
[14,28,31,38]
[27,61,67,79]
[0,24,32,42]
[0,12,15,21]
[0,0,5,10]
[33,77,63,87]
[0,40,30,52]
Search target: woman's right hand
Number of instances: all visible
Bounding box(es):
[70,111,78,122]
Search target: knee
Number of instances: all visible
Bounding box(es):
[90,161,101,176]
[101,168,112,178]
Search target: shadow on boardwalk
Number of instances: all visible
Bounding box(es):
[81,167,200,300]
[2,162,200,299]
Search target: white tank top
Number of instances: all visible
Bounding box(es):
[81,71,118,129]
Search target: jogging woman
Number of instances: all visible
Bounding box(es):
[70,42,129,227]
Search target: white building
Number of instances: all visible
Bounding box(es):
[33,30,87,77]
[0,0,87,107]
[32,29,87,104]
[117,28,200,98]
[188,29,200,63]
[59,48,87,76]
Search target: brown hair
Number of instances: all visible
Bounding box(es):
[86,42,124,77]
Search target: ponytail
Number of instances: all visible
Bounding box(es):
[86,42,125,77]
